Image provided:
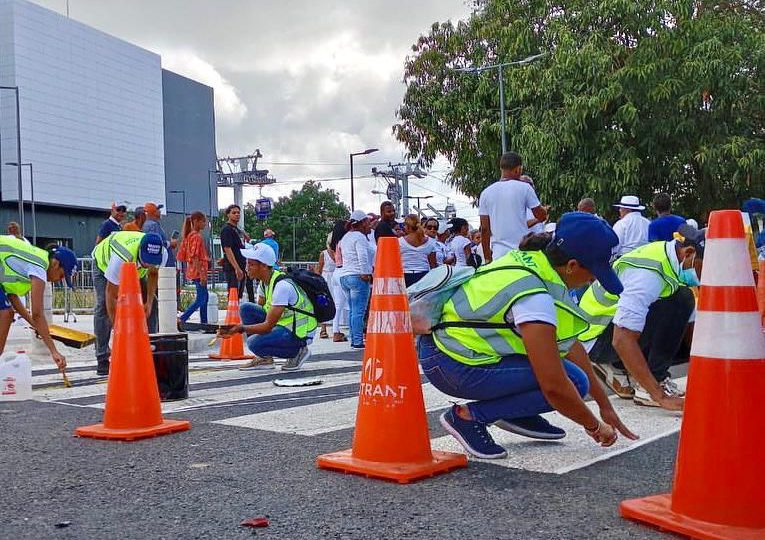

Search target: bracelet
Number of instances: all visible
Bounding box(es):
[585,420,601,434]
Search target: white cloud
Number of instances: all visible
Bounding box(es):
[161,49,248,126]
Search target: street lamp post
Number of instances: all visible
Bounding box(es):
[349,148,379,211]
[5,162,35,244]
[455,53,547,153]
[0,86,24,233]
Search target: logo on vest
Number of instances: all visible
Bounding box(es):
[359,357,407,405]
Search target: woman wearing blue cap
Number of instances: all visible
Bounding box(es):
[420,212,638,459]
[0,237,78,370]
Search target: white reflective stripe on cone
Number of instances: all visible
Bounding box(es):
[372,277,407,296]
[691,311,765,360]
[700,239,755,287]
[366,311,412,334]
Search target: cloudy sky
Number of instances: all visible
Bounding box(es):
[31,0,479,221]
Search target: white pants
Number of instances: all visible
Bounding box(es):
[331,272,349,334]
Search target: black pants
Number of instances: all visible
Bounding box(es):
[404,271,428,287]
[589,287,695,382]
[224,270,252,301]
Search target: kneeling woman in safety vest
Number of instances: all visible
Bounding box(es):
[220,243,317,372]
[421,212,638,459]
[0,236,78,370]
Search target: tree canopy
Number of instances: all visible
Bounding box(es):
[395,0,765,221]
[240,181,349,262]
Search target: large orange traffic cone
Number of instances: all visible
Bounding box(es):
[76,263,191,441]
[757,260,765,328]
[620,210,765,539]
[316,237,467,483]
[210,287,254,361]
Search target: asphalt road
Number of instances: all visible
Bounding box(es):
[1,350,680,540]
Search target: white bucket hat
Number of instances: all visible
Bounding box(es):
[613,195,645,211]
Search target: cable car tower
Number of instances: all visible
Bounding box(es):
[216,149,276,229]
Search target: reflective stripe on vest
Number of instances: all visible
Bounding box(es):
[578,241,681,342]
[0,238,50,296]
[93,231,148,279]
[265,270,318,339]
[433,250,590,366]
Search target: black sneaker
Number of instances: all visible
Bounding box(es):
[439,405,507,459]
[493,415,566,440]
[96,361,109,376]
[350,343,365,349]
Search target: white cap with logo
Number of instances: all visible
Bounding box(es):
[241,243,277,267]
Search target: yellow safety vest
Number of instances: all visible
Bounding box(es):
[433,250,591,366]
[0,237,49,296]
[578,241,681,342]
[265,270,318,339]
[92,231,148,279]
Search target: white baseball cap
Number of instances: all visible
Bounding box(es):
[349,210,368,223]
[241,243,276,266]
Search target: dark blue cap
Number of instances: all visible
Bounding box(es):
[139,233,165,267]
[554,212,623,295]
[50,246,78,289]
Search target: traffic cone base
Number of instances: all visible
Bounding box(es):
[209,348,254,361]
[210,288,254,361]
[317,449,467,484]
[620,495,764,540]
[75,419,190,442]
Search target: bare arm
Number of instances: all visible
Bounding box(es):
[144,268,158,319]
[106,281,119,322]
[612,326,683,411]
[427,252,437,269]
[23,279,66,369]
[480,215,492,263]
[8,294,34,326]
[531,205,548,222]
[316,252,325,274]
[223,246,242,274]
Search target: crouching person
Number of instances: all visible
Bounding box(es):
[0,237,78,370]
[421,212,638,459]
[223,243,316,372]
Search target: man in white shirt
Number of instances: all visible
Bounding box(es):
[479,152,547,263]
[612,195,650,257]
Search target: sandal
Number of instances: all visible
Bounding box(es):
[319,329,329,339]
[333,332,348,342]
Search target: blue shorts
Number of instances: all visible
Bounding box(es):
[0,288,11,310]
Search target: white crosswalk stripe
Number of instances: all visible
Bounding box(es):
[32,357,685,475]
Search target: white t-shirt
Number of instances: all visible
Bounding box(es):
[338,231,372,275]
[5,257,47,284]
[270,279,299,307]
[449,235,472,267]
[506,293,557,327]
[479,179,541,258]
[612,211,650,257]
[104,254,127,285]
[399,236,435,272]
[432,239,449,265]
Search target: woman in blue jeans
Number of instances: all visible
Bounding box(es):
[338,210,373,349]
[424,212,638,459]
[178,212,209,325]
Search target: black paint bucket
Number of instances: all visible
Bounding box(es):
[150,333,189,401]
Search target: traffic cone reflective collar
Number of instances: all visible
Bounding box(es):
[210,288,254,361]
[75,263,190,441]
[620,210,765,539]
[317,237,467,483]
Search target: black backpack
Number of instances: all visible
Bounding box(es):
[274,268,336,323]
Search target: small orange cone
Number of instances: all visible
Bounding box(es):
[316,237,467,483]
[757,260,765,328]
[210,287,254,361]
[620,210,765,539]
[76,263,190,441]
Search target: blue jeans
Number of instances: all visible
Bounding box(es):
[339,274,371,346]
[180,279,209,324]
[240,302,305,358]
[417,334,589,424]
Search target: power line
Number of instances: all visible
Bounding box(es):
[259,161,391,167]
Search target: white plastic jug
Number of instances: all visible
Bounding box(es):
[0,351,33,401]
[206,291,219,325]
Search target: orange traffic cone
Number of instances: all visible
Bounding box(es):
[210,287,254,361]
[76,263,191,441]
[620,210,765,539]
[757,260,765,328]
[316,237,467,483]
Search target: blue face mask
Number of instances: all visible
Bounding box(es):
[679,254,700,286]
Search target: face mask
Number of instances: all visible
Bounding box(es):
[679,253,700,286]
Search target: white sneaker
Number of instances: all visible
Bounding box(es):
[660,377,685,398]
[239,356,275,371]
[282,347,311,372]
[632,382,660,407]
[634,377,685,407]
[593,363,634,399]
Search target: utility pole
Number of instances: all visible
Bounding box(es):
[371,162,427,216]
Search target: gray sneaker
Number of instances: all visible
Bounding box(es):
[282,347,311,372]
[239,356,275,371]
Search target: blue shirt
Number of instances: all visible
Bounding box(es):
[143,219,176,267]
[97,217,121,240]
[648,215,686,242]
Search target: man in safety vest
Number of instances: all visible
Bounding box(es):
[220,243,317,372]
[579,224,705,410]
[0,237,78,370]
[92,231,166,375]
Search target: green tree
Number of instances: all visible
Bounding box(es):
[242,181,349,262]
[395,0,765,221]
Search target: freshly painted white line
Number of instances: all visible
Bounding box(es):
[215,382,454,435]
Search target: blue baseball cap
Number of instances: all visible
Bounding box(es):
[554,212,623,295]
[138,233,166,267]
[50,246,78,289]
